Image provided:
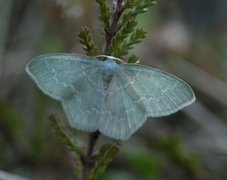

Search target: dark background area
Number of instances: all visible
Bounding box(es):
[0,0,227,179]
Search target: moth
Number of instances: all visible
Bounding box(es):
[26,54,195,140]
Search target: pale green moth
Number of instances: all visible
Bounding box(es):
[26,54,195,140]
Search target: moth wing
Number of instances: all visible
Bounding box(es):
[26,54,100,100]
[26,54,104,131]
[98,64,195,140]
[120,64,195,116]
[61,66,106,132]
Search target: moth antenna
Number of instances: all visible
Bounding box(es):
[95,55,126,64]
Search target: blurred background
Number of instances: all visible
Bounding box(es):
[0,0,227,179]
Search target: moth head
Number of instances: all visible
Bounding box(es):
[101,58,119,76]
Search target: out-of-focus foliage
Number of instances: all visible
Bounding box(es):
[0,0,227,179]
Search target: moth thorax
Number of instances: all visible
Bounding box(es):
[102,73,113,90]
[101,59,118,90]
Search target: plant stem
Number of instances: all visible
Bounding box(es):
[81,1,126,179]
[104,0,125,55]
[87,130,100,158]
[81,130,100,180]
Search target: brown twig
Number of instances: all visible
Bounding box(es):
[87,131,100,158]
[104,0,125,55]
[80,1,126,177]
[81,130,100,180]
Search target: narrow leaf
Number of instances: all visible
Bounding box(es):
[88,143,119,180]
[95,0,112,28]
[110,20,137,55]
[78,27,99,56]
[127,54,139,63]
[48,112,84,156]
[112,28,146,58]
